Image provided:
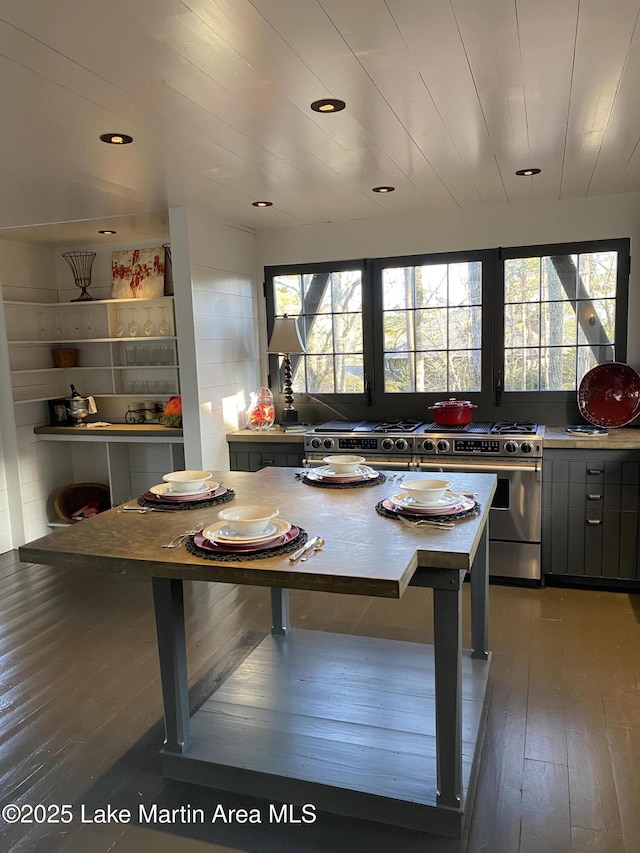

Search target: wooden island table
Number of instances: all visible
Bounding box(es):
[19,466,496,840]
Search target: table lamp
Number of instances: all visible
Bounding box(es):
[267,314,304,424]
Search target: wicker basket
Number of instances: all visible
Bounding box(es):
[52,348,78,368]
[54,482,110,523]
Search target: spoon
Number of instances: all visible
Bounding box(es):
[301,538,325,561]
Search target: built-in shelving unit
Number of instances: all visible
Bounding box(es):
[5,297,179,420]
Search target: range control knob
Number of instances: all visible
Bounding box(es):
[310,437,322,450]
[436,439,450,453]
[395,438,409,452]
[381,437,394,451]
[421,438,436,453]
[520,441,534,455]
[504,440,519,454]
[322,438,334,450]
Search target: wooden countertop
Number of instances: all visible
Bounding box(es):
[19,467,496,600]
[544,425,640,450]
[35,424,183,441]
[227,428,306,443]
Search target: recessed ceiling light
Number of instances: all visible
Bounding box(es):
[98,229,117,235]
[252,201,273,207]
[372,186,395,193]
[515,168,541,176]
[100,133,133,144]
[310,99,346,113]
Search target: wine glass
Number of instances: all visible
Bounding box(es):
[127,308,139,337]
[86,309,94,339]
[143,309,155,337]
[114,308,125,337]
[55,313,63,339]
[38,312,48,340]
[159,308,171,336]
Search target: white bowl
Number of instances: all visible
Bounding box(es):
[322,455,366,474]
[402,478,452,506]
[162,469,214,494]
[217,504,279,536]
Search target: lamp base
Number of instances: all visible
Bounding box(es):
[281,407,299,425]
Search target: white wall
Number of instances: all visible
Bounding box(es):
[256,192,640,369]
[170,206,260,473]
[0,239,75,549]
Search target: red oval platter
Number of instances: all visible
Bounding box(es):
[577,362,640,428]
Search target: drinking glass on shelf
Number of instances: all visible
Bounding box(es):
[127,308,139,337]
[86,309,94,338]
[55,314,63,339]
[143,309,155,337]
[114,308,125,338]
[38,312,48,340]
[159,308,171,336]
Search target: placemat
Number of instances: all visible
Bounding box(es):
[301,472,387,489]
[185,527,308,561]
[138,488,236,511]
[375,499,481,523]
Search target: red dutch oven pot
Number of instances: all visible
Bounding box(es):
[428,398,478,425]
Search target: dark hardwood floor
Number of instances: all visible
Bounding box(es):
[1,548,639,852]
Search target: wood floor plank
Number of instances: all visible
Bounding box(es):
[1,550,639,852]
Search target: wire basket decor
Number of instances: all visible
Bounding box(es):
[62,251,97,301]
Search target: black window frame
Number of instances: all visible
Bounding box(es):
[265,237,630,426]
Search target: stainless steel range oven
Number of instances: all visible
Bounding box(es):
[304,419,544,583]
[304,420,417,471]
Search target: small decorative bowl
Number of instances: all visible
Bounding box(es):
[322,455,366,474]
[402,478,452,506]
[217,505,279,536]
[162,470,214,494]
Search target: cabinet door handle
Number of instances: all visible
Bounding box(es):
[587,469,603,475]
[586,493,602,500]
[586,518,602,526]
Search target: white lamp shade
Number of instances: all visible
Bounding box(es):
[267,315,304,354]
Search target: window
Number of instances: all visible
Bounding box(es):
[269,260,366,395]
[265,238,629,423]
[380,260,483,393]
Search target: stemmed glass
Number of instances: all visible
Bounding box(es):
[143,309,155,337]
[127,308,139,337]
[114,308,125,338]
[38,312,48,340]
[159,308,171,336]
[86,309,94,339]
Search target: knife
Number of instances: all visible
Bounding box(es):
[289,536,319,564]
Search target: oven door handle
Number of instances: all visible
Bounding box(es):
[416,460,540,474]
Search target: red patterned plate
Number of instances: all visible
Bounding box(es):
[578,362,640,428]
[143,485,227,503]
[192,526,300,554]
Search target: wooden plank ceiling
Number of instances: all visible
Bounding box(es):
[0,0,640,242]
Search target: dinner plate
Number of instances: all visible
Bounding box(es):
[203,517,292,544]
[384,493,476,517]
[578,362,640,428]
[193,526,300,554]
[142,484,227,504]
[390,490,462,510]
[149,481,220,499]
[314,464,375,478]
[306,466,379,484]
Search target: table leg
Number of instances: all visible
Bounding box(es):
[270,587,290,635]
[433,571,464,809]
[152,577,191,754]
[470,521,489,660]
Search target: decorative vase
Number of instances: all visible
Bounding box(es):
[62,251,97,301]
[247,387,275,430]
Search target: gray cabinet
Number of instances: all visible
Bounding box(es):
[228,440,304,472]
[543,449,640,581]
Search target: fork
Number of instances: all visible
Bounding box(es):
[162,526,203,548]
[396,515,455,530]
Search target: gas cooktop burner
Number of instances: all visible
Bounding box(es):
[372,419,423,433]
[491,421,538,435]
